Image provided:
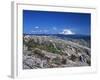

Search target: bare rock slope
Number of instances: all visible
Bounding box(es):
[23,35,91,69]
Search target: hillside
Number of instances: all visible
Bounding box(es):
[23,35,91,69]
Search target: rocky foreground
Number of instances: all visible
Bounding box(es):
[23,35,91,69]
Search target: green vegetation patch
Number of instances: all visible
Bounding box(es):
[24,39,62,54]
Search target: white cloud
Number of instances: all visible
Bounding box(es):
[31,29,48,33]
[34,26,39,29]
[60,29,75,35]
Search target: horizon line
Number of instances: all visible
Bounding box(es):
[23,33,90,36]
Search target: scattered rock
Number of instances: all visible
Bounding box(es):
[23,35,91,69]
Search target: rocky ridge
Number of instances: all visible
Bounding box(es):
[23,35,91,69]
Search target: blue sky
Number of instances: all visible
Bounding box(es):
[23,10,91,35]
